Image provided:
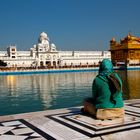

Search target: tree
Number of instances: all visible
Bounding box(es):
[0,60,7,67]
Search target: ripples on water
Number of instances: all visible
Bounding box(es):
[0,70,140,115]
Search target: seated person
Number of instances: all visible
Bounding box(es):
[82,59,124,120]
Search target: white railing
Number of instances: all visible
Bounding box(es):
[0,57,35,60]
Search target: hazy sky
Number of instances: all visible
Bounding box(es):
[0,0,140,51]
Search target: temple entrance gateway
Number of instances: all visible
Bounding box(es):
[0,32,111,68]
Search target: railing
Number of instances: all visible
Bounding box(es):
[0,57,35,60]
[0,65,100,71]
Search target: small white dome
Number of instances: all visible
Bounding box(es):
[51,43,55,47]
[40,32,48,38]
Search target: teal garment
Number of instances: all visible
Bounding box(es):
[92,59,124,109]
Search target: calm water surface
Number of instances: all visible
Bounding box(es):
[0,70,140,115]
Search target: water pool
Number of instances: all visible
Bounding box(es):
[0,70,140,115]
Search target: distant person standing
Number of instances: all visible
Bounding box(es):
[81,59,124,120]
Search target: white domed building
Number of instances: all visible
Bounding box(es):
[0,32,111,68]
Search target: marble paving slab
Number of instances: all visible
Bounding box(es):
[0,100,140,139]
[0,119,46,140]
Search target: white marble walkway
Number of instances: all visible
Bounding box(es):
[0,99,140,140]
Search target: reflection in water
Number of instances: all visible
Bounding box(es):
[117,70,140,100]
[6,76,17,96]
[0,70,140,115]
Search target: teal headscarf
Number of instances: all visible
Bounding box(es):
[99,59,121,93]
[99,59,113,76]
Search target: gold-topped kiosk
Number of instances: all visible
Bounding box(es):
[110,33,140,66]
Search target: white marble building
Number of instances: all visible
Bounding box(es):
[0,32,111,68]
